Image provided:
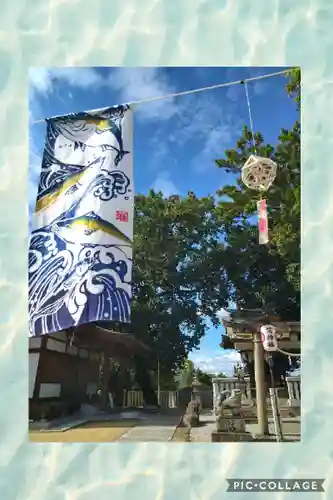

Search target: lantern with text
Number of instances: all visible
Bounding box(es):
[260,324,278,352]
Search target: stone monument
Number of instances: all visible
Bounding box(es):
[183,400,200,428]
[182,376,202,428]
[191,376,203,411]
[212,389,253,442]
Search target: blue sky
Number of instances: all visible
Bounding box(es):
[29,66,298,374]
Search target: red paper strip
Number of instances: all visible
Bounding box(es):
[257,199,268,244]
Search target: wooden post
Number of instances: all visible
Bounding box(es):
[32,336,47,400]
[253,331,269,435]
[157,358,161,406]
[101,353,110,410]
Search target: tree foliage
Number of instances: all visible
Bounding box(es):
[175,359,195,389]
[213,81,299,373]
[212,74,300,382]
[285,67,301,110]
[214,121,300,320]
[108,71,300,398]
[194,369,227,387]
[111,192,229,402]
[175,361,228,389]
[130,191,228,362]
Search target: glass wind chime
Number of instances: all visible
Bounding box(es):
[240,80,277,245]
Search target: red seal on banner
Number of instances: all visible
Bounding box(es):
[116,210,128,222]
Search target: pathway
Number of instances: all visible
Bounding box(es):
[118,413,182,442]
[189,411,216,442]
[29,408,183,443]
[29,420,138,442]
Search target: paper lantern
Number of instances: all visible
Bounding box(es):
[260,324,278,352]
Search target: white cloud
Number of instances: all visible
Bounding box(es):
[225,68,269,103]
[28,67,244,181]
[29,67,181,123]
[190,349,241,375]
[216,308,230,321]
[29,68,54,94]
[194,123,233,166]
[191,115,242,172]
[29,67,103,95]
[107,68,242,172]
[161,90,243,172]
[152,171,179,197]
[107,67,179,121]
[147,132,177,171]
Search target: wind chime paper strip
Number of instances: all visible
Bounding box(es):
[29,105,134,337]
[257,199,269,245]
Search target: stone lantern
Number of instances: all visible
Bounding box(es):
[191,376,202,410]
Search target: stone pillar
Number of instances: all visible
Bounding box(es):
[212,379,218,411]
[211,392,253,442]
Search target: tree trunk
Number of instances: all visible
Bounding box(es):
[133,355,158,406]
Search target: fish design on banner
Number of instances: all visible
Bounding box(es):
[28,104,134,336]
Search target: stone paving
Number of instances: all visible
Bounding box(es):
[29,404,300,442]
[118,413,182,442]
[119,425,176,442]
[188,410,301,443]
[246,417,300,441]
[189,411,217,443]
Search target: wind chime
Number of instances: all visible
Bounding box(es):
[240,80,277,245]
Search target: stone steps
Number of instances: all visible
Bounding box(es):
[242,403,298,420]
[253,433,300,442]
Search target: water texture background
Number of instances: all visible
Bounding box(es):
[0,0,332,499]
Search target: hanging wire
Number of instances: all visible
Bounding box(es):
[242,80,257,154]
[30,69,288,124]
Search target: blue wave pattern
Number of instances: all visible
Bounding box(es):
[28,105,134,336]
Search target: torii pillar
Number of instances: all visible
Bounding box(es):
[253,331,269,435]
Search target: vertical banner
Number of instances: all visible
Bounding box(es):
[257,198,269,245]
[29,105,134,336]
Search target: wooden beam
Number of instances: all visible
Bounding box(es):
[32,336,47,400]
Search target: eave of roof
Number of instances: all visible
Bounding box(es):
[70,323,151,355]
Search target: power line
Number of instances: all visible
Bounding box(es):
[31,69,290,124]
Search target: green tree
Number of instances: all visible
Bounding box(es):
[285,67,300,110]
[108,72,300,400]
[213,75,300,383]
[175,359,195,389]
[194,369,227,387]
[113,191,229,404]
[214,121,300,320]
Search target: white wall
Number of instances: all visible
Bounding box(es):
[46,338,66,353]
[51,330,68,342]
[39,383,61,398]
[29,337,42,349]
[29,352,40,398]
